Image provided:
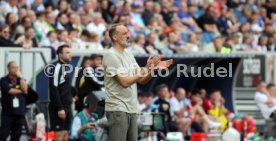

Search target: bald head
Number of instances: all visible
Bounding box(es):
[175,87,186,101]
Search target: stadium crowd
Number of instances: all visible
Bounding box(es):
[1,0,276,55]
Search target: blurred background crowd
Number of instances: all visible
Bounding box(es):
[1,0,276,56]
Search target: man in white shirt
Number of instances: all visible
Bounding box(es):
[255,82,276,120]
[169,88,192,135]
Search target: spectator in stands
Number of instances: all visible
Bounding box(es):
[5,12,17,36]
[57,30,71,48]
[24,26,38,48]
[177,2,198,32]
[39,31,58,47]
[197,6,219,32]
[242,34,258,51]
[0,24,20,47]
[145,32,159,55]
[257,35,268,52]
[160,0,174,26]
[0,61,28,141]
[87,12,106,40]
[169,88,192,135]
[100,0,116,24]
[101,30,112,49]
[76,54,104,112]
[53,0,71,16]
[142,0,154,26]
[48,45,73,141]
[70,93,99,141]
[184,33,200,52]
[267,33,276,51]
[156,34,174,57]
[55,12,72,31]
[15,15,32,35]
[31,0,45,14]
[127,34,147,56]
[212,35,232,53]
[87,32,104,50]
[69,13,82,34]
[0,0,19,23]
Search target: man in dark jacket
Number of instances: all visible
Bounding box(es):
[48,44,73,141]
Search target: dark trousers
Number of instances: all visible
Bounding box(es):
[0,113,24,141]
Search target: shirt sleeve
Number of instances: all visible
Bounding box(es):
[103,53,126,77]
[170,98,180,112]
[0,78,12,94]
[255,92,267,103]
[71,116,82,138]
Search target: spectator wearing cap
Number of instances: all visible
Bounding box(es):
[76,54,104,112]
[129,2,145,29]
[70,93,99,141]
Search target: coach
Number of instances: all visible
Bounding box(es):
[103,24,173,141]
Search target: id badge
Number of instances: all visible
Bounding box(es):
[13,97,19,108]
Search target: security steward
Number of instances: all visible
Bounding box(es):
[0,61,28,141]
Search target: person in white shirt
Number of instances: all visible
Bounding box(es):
[255,82,276,120]
[169,88,192,135]
[86,13,106,40]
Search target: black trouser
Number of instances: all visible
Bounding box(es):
[0,113,25,141]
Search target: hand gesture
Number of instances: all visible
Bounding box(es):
[84,123,95,129]
[16,70,23,78]
[156,59,173,69]
[146,55,161,69]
